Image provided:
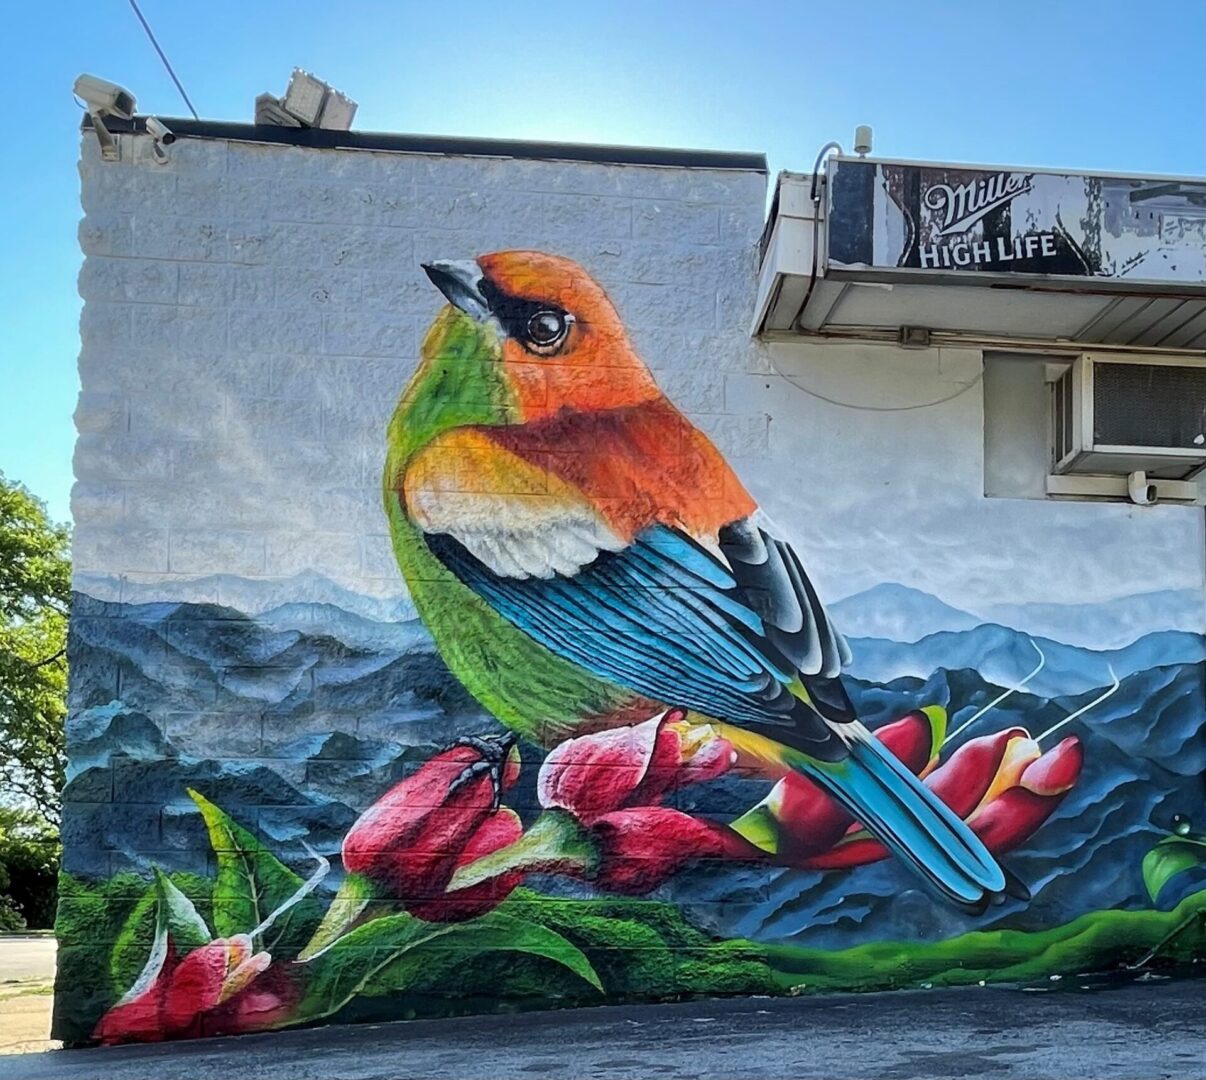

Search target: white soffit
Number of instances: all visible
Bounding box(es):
[825,284,1108,338]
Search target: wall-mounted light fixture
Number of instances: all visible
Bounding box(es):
[255,69,358,131]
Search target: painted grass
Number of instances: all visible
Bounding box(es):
[53,875,1205,1042]
[760,890,1206,993]
[496,887,1205,1001]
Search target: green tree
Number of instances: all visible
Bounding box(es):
[0,807,59,928]
[0,472,69,828]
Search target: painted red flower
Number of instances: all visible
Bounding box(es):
[93,934,294,1044]
[405,807,526,921]
[588,806,761,894]
[776,718,1084,870]
[960,733,1083,854]
[420,710,1084,908]
[447,802,764,899]
[335,740,524,923]
[577,712,1081,889]
[432,714,745,899]
[537,709,735,824]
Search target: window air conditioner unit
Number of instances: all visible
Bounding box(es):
[1050,353,1206,480]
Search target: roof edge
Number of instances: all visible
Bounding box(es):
[88,116,767,172]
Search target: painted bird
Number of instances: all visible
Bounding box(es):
[384,250,1014,911]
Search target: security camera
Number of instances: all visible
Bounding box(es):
[1127,470,1159,507]
[74,74,136,119]
[144,117,176,145]
[143,117,173,164]
[75,74,137,162]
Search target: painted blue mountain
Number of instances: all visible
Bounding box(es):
[73,568,416,623]
[256,601,429,654]
[832,579,1203,651]
[64,588,1205,951]
[981,588,1204,650]
[829,583,983,642]
[845,624,1206,698]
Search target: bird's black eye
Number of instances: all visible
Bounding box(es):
[527,311,563,344]
[523,309,572,355]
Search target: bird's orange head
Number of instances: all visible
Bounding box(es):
[421,251,661,421]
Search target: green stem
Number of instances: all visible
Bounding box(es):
[297,872,378,961]
[1127,910,1206,970]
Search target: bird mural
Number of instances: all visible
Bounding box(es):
[383,250,1018,912]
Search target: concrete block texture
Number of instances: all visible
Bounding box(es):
[64,141,783,1047]
[74,138,767,587]
[63,126,1206,1046]
[65,134,1204,1050]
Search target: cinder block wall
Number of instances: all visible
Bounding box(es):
[61,133,777,1043]
[59,131,1205,1046]
[72,137,769,600]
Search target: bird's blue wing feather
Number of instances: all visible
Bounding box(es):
[426,523,839,751]
[425,521,1011,907]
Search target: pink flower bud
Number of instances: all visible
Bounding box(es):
[407,808,526,922]
[94,935,290,1044]
[538,709,733,823]
[590,807,759,894]
[342,743,520,904]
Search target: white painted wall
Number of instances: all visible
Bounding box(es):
[73,133,768,609]
[73,132,1206,638]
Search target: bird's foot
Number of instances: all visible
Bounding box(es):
[446,731,517,809]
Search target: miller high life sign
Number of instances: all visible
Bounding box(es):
[826,158,1206,285]
[918,172,1061,269]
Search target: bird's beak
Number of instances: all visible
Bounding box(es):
[421,260,491,320]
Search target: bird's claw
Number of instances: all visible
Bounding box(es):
[446,731,517,810]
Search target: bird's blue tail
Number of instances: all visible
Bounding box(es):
[801,729,1013,911]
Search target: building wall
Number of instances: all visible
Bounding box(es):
[58,132,1206,1045]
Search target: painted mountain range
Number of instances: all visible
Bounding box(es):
[65,580,1205,951]
[845,624,1205,699]
[831,581,1203,649]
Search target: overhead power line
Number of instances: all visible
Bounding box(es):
[125,0,199,120]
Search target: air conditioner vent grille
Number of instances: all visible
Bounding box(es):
[1052,366,1074,466]
[1093,362,1206,449]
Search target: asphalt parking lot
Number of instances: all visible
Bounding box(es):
[1,978,1203,1080]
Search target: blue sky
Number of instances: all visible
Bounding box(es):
[5,0,1206,524]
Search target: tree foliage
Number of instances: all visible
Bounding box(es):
[0,471,69,827]
[0,807,59,928]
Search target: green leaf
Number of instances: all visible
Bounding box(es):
[188,789,322,953]
[109,871,211,998]
[297,872,378,961]
[729,786,786,854]
[1143,835,1206,903]
[294,910,601,1023]
[154,869,211,943]
[918,705,948,764]
[364,912,603,997]
[295,911,430,1018]
[447,810,598,892]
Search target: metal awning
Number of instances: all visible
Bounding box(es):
[754,156,1206,352]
